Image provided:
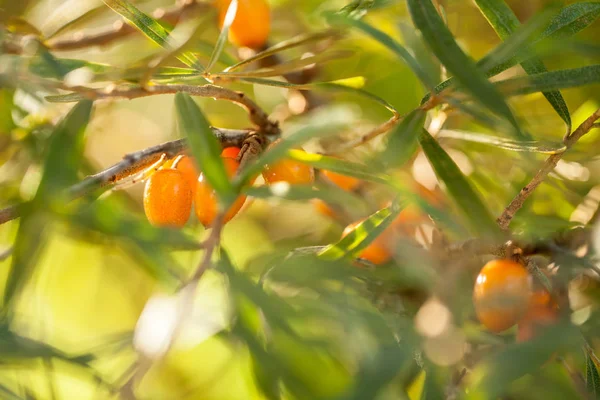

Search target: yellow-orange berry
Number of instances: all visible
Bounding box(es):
[516,289,559,342]
[321,169,361,191]
[473,259,532,333]
[143,169,193,227]
[216,0,270,49]
[174,156,199,193]
[342,219,392,265]
[262,142,314,185]
[221,146,241,159]
[195,157,247,227]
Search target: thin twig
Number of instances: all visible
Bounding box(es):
[44,0,208,51]
[0,128,253,226]
[330,114,401,153]
[57,84,279,135]
[497,109,600,230]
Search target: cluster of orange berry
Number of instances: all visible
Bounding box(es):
[473,259,559,341]
[143,143,316,228]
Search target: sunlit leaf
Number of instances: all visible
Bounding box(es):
[174,92,237,207]
[475,0,571,131]
[418,129,501,238]
[407,0,522,138]
[497,64,600,96]
[206,0,236,72]
[438,129,566,154]
[318,203,401,261]
[325,13,435,88]
[102,0,200,69]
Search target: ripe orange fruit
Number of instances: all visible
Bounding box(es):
[473,259,533,333]
[312,199,337,218]
[143,169,193,227]
[221,146,241,159]
[516,289,559,342]
[174,155,199,194]
[195,156,246,227]
[262,143,314,185]
[215,0,270,49]
[321,169,361,191]
[342,219,392,265]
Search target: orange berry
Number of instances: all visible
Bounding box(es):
[216,0,270,49]
[221,146,241,159]
[473,259,533,333]
[262,142,314,185]
[312,199,337,218]
[174,156,199,193]
[143,169,193,227]
[321,169,361,191]
[195,157,246,227]
[516,289,559,342]
[342,219,392,265]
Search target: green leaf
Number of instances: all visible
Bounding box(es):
[382,109,426,167]
[474,0,571,131]
[5,101,94,307]
[233,120,348,188]
[497,64,600,96]
[418,129,501,238]
[318,203,401,261]
[586,351,600,399]
[438,129,566,154]
[421,2,600,106]
[468,323,582,399]
[340,344,411,400]
[174,93,237,207]
[407,0,522,138]
[102,0,200,69]
[542,2,600,40]
[206,0,236,72]
[225,29,341,72]
[325,13,435,88]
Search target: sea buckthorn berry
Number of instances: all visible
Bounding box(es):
[143,169,193,227]
[174,156,199,193]
[221,146,241,159]
[216,0,270,49]
[262,143,314,185]
[516,289,559,342]
[312,199,337,218]
[473,259,533,333]
[342,219,392,265]
[195,157,246,227]
[321,169,361,191]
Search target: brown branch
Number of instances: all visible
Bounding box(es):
[44,0,208,51]
[60,84,279,135]
[497,109,600,230]
[0,128,253,226]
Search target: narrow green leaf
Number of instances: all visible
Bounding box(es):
[407,0,522,138]
[586,351,600,399]
[382,109,426,167]
[174,93,236,206]
[318,203,401,261]
[225,29,341,72]
[217,50,353,79]
[45,92,88,103]
[438,129,566,154]
[234,121,348,188]
[474,0,571,131]
[102,0,200,69]
[5,101,94,307]
[418,129,500,238]
[326,13,435,88]
[468,323,581,399]
[206,0,237,72]
[240,77,397,113]
[497,64,600,96]
[422,2,600,110]
[542,2,600,40]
